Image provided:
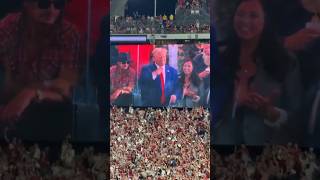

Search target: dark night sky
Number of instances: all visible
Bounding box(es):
[0,0,21,19]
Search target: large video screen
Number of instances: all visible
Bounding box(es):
[110,43,210,108]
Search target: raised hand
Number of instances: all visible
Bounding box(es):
[284,28,320,51]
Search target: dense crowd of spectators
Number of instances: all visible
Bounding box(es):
[110,106,210,179]
[213,144,320,180]
[177,0,207,10]
[110,0,210,34]
[0,136,106,179]
[110,15,209,34]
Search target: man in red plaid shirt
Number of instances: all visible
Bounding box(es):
[0,0,81,140]
[110,53,136,106]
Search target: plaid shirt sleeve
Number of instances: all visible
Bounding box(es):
[60,21,81,70]
[47,21,81,97]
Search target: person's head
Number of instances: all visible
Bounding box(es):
[233,0,265,41]
[152,48,167,67]
[181,59,200,87]
[224,0,293,82]
[117,53,131,70]
[182,60,194,76]
[23,0,66,25]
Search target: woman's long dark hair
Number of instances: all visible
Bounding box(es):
[223,0,294,83]
[180,59,201,87]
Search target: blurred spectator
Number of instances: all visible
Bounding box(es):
[169,14,174,21]
[163,14,167,21]
[214,143,320,180]
[193,44,210,90]
[266,0,320,148]
[0,136,106,179]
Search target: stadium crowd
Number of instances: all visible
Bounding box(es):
[177,0,208,10]
[213,144,320,180]
[0,136,106,180]
[110,106,210,179]
[110,15,209,34]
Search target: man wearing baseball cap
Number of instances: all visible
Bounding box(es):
[110,53,136,106]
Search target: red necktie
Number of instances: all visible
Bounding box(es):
[160,72,165,104]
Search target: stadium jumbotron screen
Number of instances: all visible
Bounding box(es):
[110,43,210,108]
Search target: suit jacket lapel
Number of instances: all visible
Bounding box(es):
[151,64,157,71]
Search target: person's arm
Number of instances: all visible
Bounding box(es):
[139,66,154,104]
[284,28,320,51]
[110,78,135,102]
[21,63,79,102]
[171,68,181,103]
[40,65,79,101]
[198,67,210,80]
[22,73,75,103]
[263,57,302,128]
[193,55,210,79]
[122,68,136,93]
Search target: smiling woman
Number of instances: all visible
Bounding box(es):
[233,0,265,41]
[213,0,302,145]
[179,59,204,108]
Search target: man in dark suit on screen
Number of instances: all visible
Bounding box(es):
[139,48,180,107]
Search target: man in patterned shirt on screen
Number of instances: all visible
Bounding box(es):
[110,52,136,106]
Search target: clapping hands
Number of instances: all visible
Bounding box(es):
[240,91,280,121]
